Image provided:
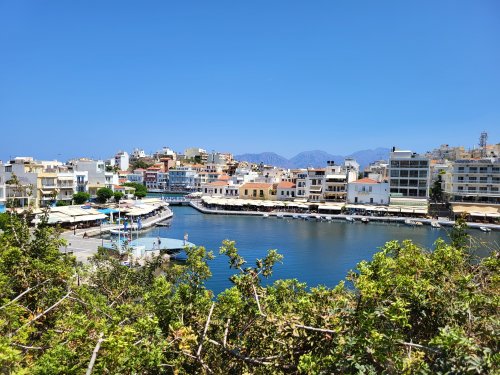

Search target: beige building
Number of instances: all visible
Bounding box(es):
[239,182,276,200]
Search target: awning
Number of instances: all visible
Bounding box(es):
[74,214,106,222]
[318,205,342,211]
[452,204,499,215]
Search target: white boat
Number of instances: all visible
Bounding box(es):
[404,219,417,226]
[276,213,284,219]
[430,221,441,228]
[325,216,332,221]
[262,213,269,218]
[415,221,423,226]
[346,216,355,223]
[361,217,370,224]
[292,214,299,219]
[479,226,491,232]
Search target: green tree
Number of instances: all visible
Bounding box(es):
[113,191,124,203]
[429,174,444,202]
[123,182,147,198]
[73,192,90,205]
[132,160,153,170]
[96,187,113,204]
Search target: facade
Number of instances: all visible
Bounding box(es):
[347,178,390,205]
[276,181,296,200]
[201,181,230,196]
[168,167,198,191]
[72,159,118,197]
[239,182,275,200]
[389,150,430,199]
[113,151,129,171]
[445,158,500,204]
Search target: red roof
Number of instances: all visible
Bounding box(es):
[351,178,379,184]
[277,181,296,189]
[206,181,229,187]
[218,175,230,181]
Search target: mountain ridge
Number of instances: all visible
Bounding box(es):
[235,148,390,169]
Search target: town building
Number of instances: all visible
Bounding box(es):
[239,182,276,200]
[113,151,129,171]
[445,158,500,205]
[389,149,430,199]
[276,181,296,200]
[347,178,390,205]
[168,167,198,191]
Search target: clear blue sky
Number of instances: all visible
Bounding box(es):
[1,1,499,161]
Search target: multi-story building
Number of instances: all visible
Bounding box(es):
[168,167,198,191]
[347,178,390,205]
[72,159,118,197]
[445,158,500,205]
[113,151,129,171]
[389,149,430,199]
[363,160,389,181]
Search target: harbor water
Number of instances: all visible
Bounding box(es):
[142,205,500,295]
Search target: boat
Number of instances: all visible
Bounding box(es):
[479,226,491,232]
[345,216,355,223]
[415,221,423,226]
[404,219,417,226]
[325,216,332,222]
[315,215,322,221]
[262,213,269,218]
[361,217,370,224]
[292,214,299,219]
[430,221,441,228]
[276,213,284,219]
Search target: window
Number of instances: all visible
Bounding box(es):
[259,190,264,197]
[244,189,248,195]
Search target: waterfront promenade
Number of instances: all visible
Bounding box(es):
[60,209,173,261]
[189,200,500,231]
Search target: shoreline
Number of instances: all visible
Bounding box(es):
[189,201,500,231]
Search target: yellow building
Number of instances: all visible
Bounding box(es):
[239,183,276,200]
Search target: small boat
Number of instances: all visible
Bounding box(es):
[276,213,284,219]
[292,214,299,219]
[361,217,370,224]
[415,222,423,226]
[262,213,269,218]
[346,216,355,223]
[315,215,322,221]
[479,226,491,232]
[325,216,332,222]
[300,215,309,220]
[430,221,441,228]
[404,219,416,226]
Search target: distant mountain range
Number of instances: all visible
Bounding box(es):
[235,148,390,169]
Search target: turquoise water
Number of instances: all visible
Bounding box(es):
[142,206,500,295]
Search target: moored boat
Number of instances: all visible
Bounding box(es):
[430,221,441,228]
[361,217,370,224]
[479,226,491,232]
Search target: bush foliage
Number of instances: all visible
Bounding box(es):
[0,213,498,374]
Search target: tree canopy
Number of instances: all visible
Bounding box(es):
[0,213,498,374]
[96,187,114,204]
[123,182,147,198]
[73,192,90,205]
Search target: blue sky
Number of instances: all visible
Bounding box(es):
[1,1,499,161]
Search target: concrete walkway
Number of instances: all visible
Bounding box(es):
[59,208,174,262]
[190,201,500,231]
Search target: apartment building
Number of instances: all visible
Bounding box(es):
[347,178,389,205]
[389,150,430,199]
[445,158,500,204]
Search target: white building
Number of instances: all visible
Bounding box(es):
[131,148,147,159]
[72,159,118,197]
[445,158,500,205]
[113,151,129,171]
[347,178,390,205]
[389,149,430,199]
[276,181,296,200]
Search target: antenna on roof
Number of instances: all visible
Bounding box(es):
[479,131,488,157]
